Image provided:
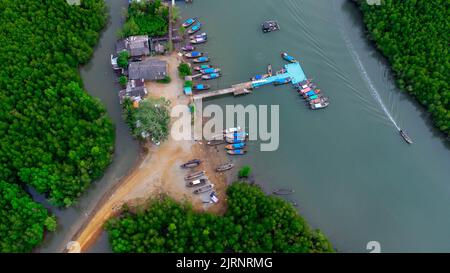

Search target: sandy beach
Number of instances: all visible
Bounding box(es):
[68,53,230,253]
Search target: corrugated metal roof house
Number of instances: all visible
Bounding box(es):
[119,79,148,104]
[116,35,150,57]
[128,59,168,81]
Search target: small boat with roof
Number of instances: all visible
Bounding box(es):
[194,64,212,71]
[281,52,297,63]
[193,56,209,63]
[201,68,221,74]
[190,36,207,44]
[193,84,210,91]
[181,44,195,52]
[202,72,221,80]
[225,143,246,150]
[223,127,241,134]
[190,32,207,40]
[186,178,208,188]
[188,22,202,34]
[182,17,197,28]
[184,51,203,58]
[310,101,329,110]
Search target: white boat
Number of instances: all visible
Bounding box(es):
[223,127,241,134]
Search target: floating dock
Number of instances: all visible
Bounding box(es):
[193,82,253,100]
[252,62,306,88]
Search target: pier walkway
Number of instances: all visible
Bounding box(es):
[192,81,253,100]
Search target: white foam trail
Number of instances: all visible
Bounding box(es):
[335,0,400,131]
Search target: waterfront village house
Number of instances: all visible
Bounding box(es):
[116,35,150,57]
[128,59,168,81]
[118,79,148,104]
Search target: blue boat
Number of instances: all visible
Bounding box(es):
[273,77,291,85]
[192,84,210,91]
[188,22,202,34]
[281,52,298,63]
[202,72,221,80]
[307,94,319,101]
[184,51,202,58]
[305,90,316,97]
[182,17,197,28]
[225,143,246,150]
[194,64,212,71]
[225,138,245,144]
[193,56,209,63]
[200,68,221,74]
[227,149,247,155]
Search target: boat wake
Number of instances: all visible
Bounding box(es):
[333,0,400,131]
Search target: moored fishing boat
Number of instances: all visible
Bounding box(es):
[184,51,203,58]
[201,72,221,80]
[194,64,212,71]
[193,184,214,194]
[310,101,329,110]
[180,159,202,168]
[225,143,246,150]
[182,17,197,28]
[251,74,269,81]
[399,130,413,144]
[216,162,234,172]
[224,131,248,139]
[200,68,221,74]
[190,36,207,44]
[188,22,202,34]
[190,32,207,39]
[281,52,297,63]
[309,96,328,105]
[193,56,209,63]
[184,170,206,181]
[225,138,246,144]
[186,178,208,188]
[193,84,210,91]
[227,149,247,155]
[181,44,195,52]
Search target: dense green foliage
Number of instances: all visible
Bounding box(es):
[106,182,333,253]
[0,0,114,207]
[178,63,192,78]
[117,51,129,68]
[238,166,252,178]
[357,0,450,137]
[119,75,128,87]
[123,97,170,142]
[157,76,172,84]
[0,181,56,252]
[120,0,169,38]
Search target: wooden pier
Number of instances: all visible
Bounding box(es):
[192,81,253,100]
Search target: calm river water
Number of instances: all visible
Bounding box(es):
[39,0,450,253]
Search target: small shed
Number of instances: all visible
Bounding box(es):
[184,86,192,95]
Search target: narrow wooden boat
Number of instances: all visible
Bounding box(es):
[180,159,202,168]
[182,17,197,28]
[273,188,295,195]
[181,45,195,52]
[399,130,413,144]
[193,84,210,91]
[184,170,206,181]
[190,32,207,39]
[224,131,248,139]
[193,56,209,63]
[190,36,207,44]
[261,20,280,33]
[225,143,246,150]
[207,139,225,146]
[184,51,203,58]
[201,72,221,80]
[186,178,208,188]
[193,184,214,194]
[281,52,297,63]
[251,74,269,81]
[227,149,246,155]
[188,22,201,34]
[310,101,329,110]
[225,138,246,144]
[194,64,212,71]
[216,162,234,172]
[309,96,328,105]
[200,68,221,74]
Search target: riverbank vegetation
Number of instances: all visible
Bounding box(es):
[0,0,114,250]
[120,0,169,38]
[122,97,170,142]
[0,181,56,252]
[106,182,333,253]
[178,63,192,78]
[356,0,449,137]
